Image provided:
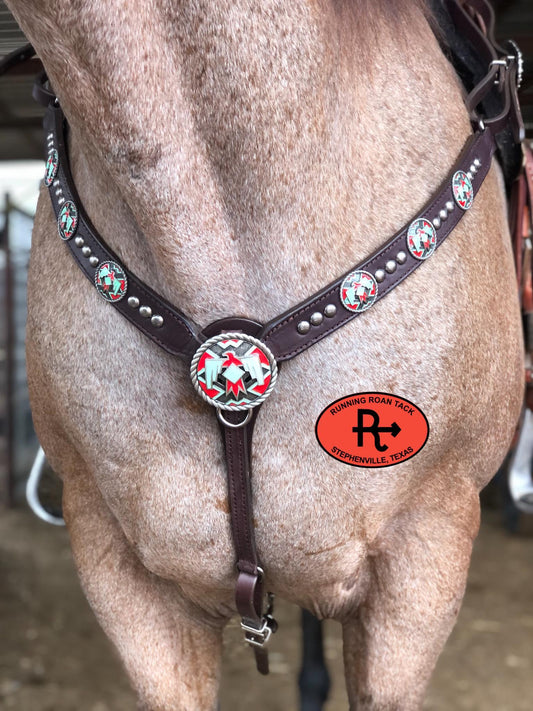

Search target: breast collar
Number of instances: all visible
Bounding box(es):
[6,0,524,674]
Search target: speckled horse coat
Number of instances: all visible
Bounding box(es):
[7,0,523,708]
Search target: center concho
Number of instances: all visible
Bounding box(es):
[191,333,278,411]
[340,270,378,313]
[452,170,474,210]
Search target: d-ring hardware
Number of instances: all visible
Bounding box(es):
[217,408,253,429]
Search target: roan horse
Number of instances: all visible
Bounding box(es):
[6,0,525,708]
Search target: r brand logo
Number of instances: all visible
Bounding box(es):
[315,392,429,468]
[352,408,401,452]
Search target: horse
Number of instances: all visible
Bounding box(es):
[5,0,524,708]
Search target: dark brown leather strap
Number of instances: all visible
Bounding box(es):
[260,129,494,361]
[44,106,203,360]
[445,0,524,142]
[220,407,276,675]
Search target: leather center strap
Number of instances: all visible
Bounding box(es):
[219,407,277,675]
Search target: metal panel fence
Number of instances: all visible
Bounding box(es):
[0,198,38,506]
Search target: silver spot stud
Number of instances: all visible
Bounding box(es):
[470,164,478,174]
[474,158,481,167]
[439,209,448,221]
[432,217,441,229]
[385,260,397,274]
[74,236,84,247]
[128,296,140,309]
[396,251,407,265]
[445,201,454,212]
[375,268,386,283]
[324,304,337,318]
[139,305,152,318]
[297,320,311,334]
[82,246,92,257]
[310,312,324,326]
[466,171,473,180]
[89,256,99,267]
[151,315,164,328]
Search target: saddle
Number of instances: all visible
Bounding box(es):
[0,0,526,674]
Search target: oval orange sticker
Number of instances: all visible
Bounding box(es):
[315,392,429,468]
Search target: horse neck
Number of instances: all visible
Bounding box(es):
[11,0,470,324]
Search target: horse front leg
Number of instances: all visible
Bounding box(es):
[341,479,480,711]
[62,469,224,711]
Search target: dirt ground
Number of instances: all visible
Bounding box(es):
[0,506,532,711]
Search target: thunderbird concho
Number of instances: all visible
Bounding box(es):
[191,333,278,412]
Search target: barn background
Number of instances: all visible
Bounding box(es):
[0,1,532,710]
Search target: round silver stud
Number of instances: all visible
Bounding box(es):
[432,217,441,229]
[445,201,454,212]
[466,171,473,180]
[82,246,92,257]
[324,304,337,318]
[375,268,386,283]
[439,209,448,221]
[385,260,397,274]
[139,305,152,318]
[128,296,140,309]
[396,251,407,265]
[57,197,65,205]
[151,315,164,328]
[474,158,481,167]
[310,312,324,326]
[297,320,311,334]
[470,164,478,174]
[89,256,99,267]
[74,236,84,247]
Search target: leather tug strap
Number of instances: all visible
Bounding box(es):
[1,0,524,674]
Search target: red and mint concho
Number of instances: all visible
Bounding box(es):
[57,201,78,241]
[452,170,474,210]
[45,149,59,186]
[407,218,437,260]
[191,333,278,411]
[340,270,378,313]
[94,261,128,302]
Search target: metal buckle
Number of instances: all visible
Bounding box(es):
[240,590,278,648]
[241,617,275,648]
[490,43,523,91]
[490,58,508,87]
